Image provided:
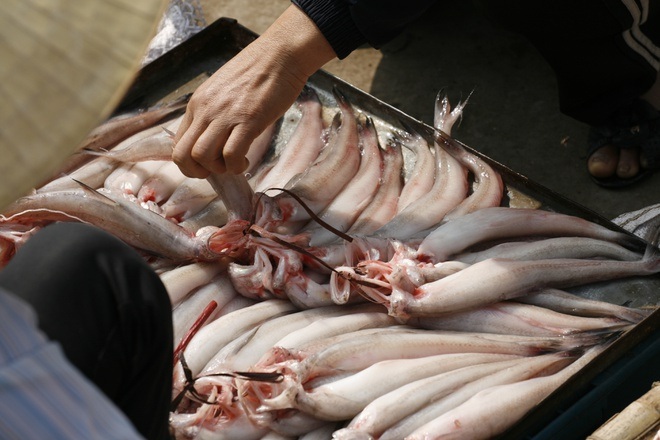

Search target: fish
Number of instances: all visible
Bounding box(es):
[436,130,504,221]
[392,256,660,319]
[174,299,297,386]
[454,236,643,264]
[408,301,631,336]
[160,261,227,306]
[416,207,638,263]
[172,273,238,347]
[263,353,522,421]
[1,185,232,263]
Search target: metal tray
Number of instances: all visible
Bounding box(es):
[118,18,659,439]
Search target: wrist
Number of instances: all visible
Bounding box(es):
[258,5,337,82]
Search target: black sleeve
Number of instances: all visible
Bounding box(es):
[292,0,439,59]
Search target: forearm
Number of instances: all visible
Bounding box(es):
[257,4,338,81]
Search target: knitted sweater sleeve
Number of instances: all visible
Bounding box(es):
[292,0,438,59]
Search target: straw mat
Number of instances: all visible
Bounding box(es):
[0,0,167,209]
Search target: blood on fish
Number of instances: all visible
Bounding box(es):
[174,300,219,366]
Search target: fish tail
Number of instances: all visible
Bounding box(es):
[297,84,320,104]
[570,326,632,345]
[532,330,613,354]
[642,243,660,271]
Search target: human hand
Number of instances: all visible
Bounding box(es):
[173,5,336,178]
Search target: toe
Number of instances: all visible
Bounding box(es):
[616,147,641,178]
[587,144,618,178]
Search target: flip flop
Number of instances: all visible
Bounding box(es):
[587,99,660,188]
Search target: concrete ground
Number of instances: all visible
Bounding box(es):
[200,0,658,221]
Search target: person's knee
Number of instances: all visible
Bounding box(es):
[37,222,131,260]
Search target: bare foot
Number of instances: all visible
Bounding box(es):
[617,146,641,178]
[587,142,643,180]
[587,144,618,178]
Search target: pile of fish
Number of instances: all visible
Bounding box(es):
[0,85,657,439]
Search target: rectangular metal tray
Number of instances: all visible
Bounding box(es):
[118,18,659,439]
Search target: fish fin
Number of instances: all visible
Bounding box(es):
[641,243,660,273]
[161,126,176,140]
[79,147,109,157]
[642,243,660,260]
[71,179,119,206]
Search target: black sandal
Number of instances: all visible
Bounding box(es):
[587,99,660,188]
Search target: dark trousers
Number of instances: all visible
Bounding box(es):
[0,222,173,439]
[474,0,660,126]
